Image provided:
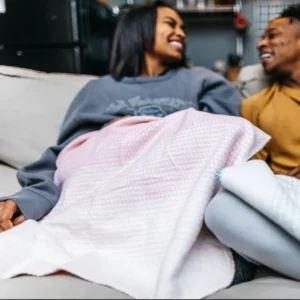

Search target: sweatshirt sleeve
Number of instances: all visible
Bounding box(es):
[0,80,115,220]
[196,68,242,116]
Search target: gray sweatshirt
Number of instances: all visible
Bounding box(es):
[1,67,241,220]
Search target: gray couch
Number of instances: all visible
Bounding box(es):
[0,65,299,299]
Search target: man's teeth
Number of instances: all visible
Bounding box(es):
[260,53,274,61]
[169,41,183,50]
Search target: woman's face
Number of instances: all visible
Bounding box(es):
[152,7,187,63]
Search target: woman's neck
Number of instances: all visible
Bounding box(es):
[141,54,168,77]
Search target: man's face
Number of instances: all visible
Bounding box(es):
[257,17,300,76]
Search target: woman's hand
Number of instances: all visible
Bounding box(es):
[108,115,131,126]
[0,200,26,232]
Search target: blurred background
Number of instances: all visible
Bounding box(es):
[0,0,299,81]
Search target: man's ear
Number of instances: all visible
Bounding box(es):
[292,18,300,37]
[296,32,300,48]
[296,39,300,57]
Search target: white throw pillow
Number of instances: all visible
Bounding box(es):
[0,65,98,169]
[236,64,271,99]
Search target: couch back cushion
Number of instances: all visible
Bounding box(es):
[0,66,98,169]
[236,64,271,99]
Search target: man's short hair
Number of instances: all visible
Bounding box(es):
[280,3,300,22]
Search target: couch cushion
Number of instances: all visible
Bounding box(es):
[235,64,271,99]
[0,65,97,87]
[207,275,300,299]
[0,66,98,169]
[1,273,299,299]
[0,274,133,299]
[0,163,19,196]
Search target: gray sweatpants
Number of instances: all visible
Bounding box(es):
[205,189,300,281]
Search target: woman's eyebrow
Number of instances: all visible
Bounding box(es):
[163,16,185,29]
[163,16,176,22]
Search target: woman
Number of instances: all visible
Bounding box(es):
[0,0,241,227]
[0,0,255,289]
[0,1,251,286]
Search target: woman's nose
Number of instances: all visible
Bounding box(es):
[176,27,186,39]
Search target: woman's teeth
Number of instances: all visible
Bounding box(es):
[169,41,183,50]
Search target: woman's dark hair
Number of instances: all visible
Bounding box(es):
[110,0,188,80]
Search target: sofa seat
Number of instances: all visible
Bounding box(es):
[0,267,300,299]
[0,274,132,299]
[208,272,300,299]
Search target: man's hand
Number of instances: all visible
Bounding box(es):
[0,200,26,232]
[287,165,300,179]
[275,165,300,179]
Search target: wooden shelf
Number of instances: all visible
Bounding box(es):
[118,4,236,22]
[178,5,236,22]
[177,5,235,13]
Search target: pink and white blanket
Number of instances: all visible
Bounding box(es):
[0,108,269,299]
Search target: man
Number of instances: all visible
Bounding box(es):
[241,3,300,176]
[206,3,300,283]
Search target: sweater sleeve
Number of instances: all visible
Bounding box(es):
[197,68,242,117]
[0,80,115,220]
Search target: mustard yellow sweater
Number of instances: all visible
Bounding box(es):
[241,84,300,173]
